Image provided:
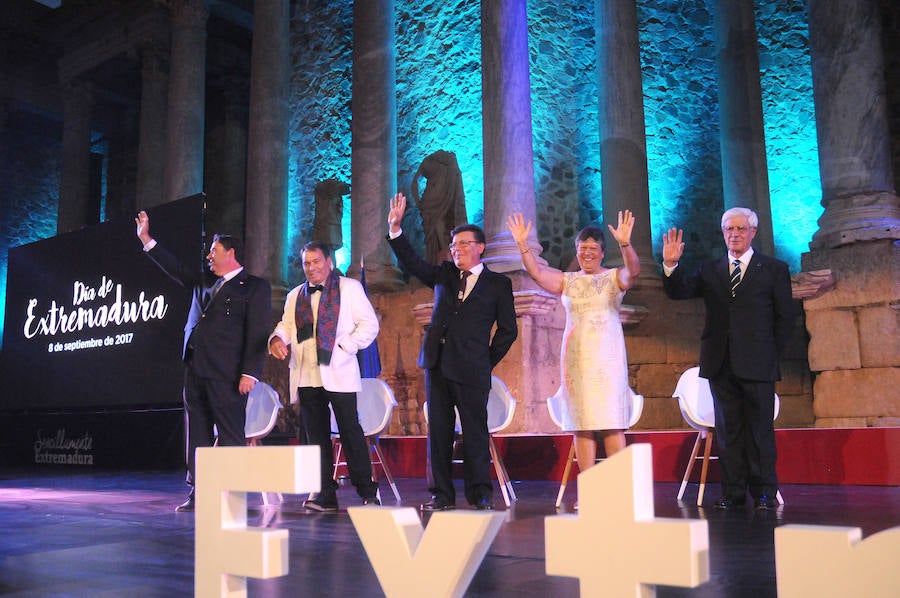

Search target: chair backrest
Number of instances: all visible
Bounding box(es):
[486,376,516,434]
[356,378,397,437]
[423,376,516,435]
[546,387,643,430]
[330,378,398,438]
[673,366,781,430]
[673,367,715,430]
[245,382,282,440]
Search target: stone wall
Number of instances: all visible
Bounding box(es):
[801,240,900,428]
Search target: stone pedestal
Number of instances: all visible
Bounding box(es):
[801,240,900,427]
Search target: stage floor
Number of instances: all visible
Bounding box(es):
[0,470,897,597]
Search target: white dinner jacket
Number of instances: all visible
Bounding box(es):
[270,275,379,402]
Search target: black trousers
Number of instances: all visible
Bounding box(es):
[425,367,492,506]
[298,386,377,499]
[709,361,779,500]
[182,368,247,488]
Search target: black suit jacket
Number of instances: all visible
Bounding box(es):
[145,244,272,383]
[388,232,518,390]
[663,251,795,382]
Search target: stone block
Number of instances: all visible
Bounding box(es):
[814,417,869,428]
[802,240,898,310]
[635,396,686,430]
[858,306,900,367]
[775,395,815,427]
[777,359,811,396]
[667,337,701,365]
[625,335,668,364]
[805,309,861,371]
[813,368,900,419]
[636,364,688,398]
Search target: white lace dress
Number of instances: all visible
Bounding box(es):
[552,269,630,431]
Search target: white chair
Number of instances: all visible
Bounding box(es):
[673,366,784,507]
[245,381,282,446]
[423,375,519,507]
[331,378,401,503]
[485,376,518,507]
[242,381,284,507]
[547,387,643,509]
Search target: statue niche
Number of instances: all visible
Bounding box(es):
[312,178,350,253]
[411,150,467,264]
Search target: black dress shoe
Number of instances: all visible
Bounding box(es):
[362,496,381,506]
[175,493,195,512]
[754,495,777,510]
[420,497,455,511]
[303,493,338,512]
[473,497,494,511]
[714,497,746,510]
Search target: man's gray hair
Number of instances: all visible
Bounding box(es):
[721,207,759,228]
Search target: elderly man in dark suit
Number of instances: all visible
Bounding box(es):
[136,211,272,512]
[387,193,518,511]
[662,207,796,510]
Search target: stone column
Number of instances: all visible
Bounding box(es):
[801,0,900,428]
[245,0,289,287]
[105,105,139,221]
[713,0,774,255]
[480,0,540,272]
[212,78,248,240]
[58,80,94,234]
[594,0,654,270]
[351,0,404,290]
[162,0,208,204]
[808,0,900,248]
[136,41,169,210]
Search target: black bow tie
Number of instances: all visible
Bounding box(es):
[309,284,324,293]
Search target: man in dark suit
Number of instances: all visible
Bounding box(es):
[387,193,517,511]
[662,207,796,510]
[136,210,272,512]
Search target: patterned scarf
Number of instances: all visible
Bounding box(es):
[295,270,341,365]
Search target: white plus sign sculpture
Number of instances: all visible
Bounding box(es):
[545,443,709,596]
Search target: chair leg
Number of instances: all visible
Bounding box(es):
[489,437,516,507]
[697,430,714,506]
[555,440,577,509]
[370,438,401,503]
[332,439,344,482]
[677,432,703,501]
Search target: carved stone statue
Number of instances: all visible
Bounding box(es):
[312,178,350,252]
[411,150,467,264]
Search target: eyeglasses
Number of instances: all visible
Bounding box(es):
[722,225,753,234]
[449,240,479,250]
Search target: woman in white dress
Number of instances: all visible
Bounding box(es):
[507,211,640,472]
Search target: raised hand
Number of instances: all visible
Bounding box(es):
[662,227,685,267]
[505,212,532,250]
[135,210,151,244]
[607,210,635,247]
[388,193,407,234]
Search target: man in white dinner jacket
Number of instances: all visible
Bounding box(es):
[269,241,381,511]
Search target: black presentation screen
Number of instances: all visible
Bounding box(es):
[1,194,206,411]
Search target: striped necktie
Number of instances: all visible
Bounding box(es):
[730,260,742,298]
